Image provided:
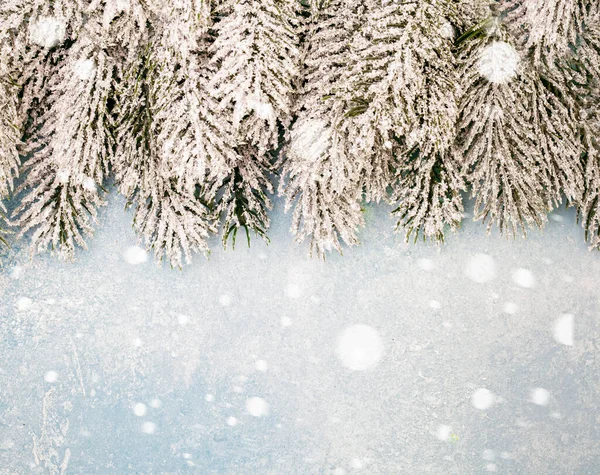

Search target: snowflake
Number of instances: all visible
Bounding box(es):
[73,59,96,81]
[29,16,67,49]
[477,41,519,84]
[289,119,331,162]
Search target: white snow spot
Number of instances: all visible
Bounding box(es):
[218,294,232,306]
[477,41,519,84]
[133,338,143,347]
[44,371,58,383]
[289,119,331,162]
[429,300,441,310]
[15,297,33,311]
[255,360,268,372]
[482,449,496,461]
[233,386,244,394]
[550,214,565,222]
[440,20,455,39]
[56,168,70,184]
[280,316,292,327]
[417,258,434,271]
[124,246,147,265]
[285,284,302,299]
[245,397,269,417]
[336,324,384,371]
[226,416,238,427]
[503,302,518,315]
[82,176,96,191]
[513,268,535,288]
[29,16,67,48]
[141,421,156,434]
[149,398,162,409]
[182,453,192,459]
[436,424,452,441]
[553,314,573,346]
[10,265,23,280]
[332,468,346,475]
[205,394,214,402]
[177,314,189,326]
[350,458,364,469]
[530,388,550,406]
[465,254,496,283]
[486,463,497,472]
[73,58,96,80]
[472,388,495,410]
[133,403,147,417]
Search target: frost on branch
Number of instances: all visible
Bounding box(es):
[280,0,366,258]
[207,0,301,247]
[209,0,300,155]
[502,0,584,208]
[456,19,549,236]
[502,0,587,67]
[572,11,600,249]
[13,24,114,260]
[112,44,216,268]
[343,0,463,242]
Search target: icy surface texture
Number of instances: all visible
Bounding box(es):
[1,191,599,474]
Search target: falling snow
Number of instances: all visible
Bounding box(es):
[0,195,597,473]
[336,325,384,371]
[465,254,496,283]
[477,41,520,84]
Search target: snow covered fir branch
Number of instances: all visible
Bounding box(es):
[0,0,599,266]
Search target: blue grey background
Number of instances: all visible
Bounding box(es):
[0,188,599,474]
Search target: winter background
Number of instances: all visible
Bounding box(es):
[1,189,599,474]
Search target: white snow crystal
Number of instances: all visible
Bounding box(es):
[553,314,574,346]
[82,176,96,192]
[285,284,302,299]
[133,403,147,417]
[350,458,364,469]
[482,449,496,461]
[289,119,331,162]
[73,58,96,80]
[255,360,268,372]
[44,371,58,383]
[124,246,147,265]
[465,254,496,283]
[141,421,156,434]
[10,265,23,280]
[530,388,550,406]
[205,394,214,402]
[429,300,441,310]
[440,20,455,39]
[226,416,238,427]
[149,398,162,409]
[245,397,269,417]
[417,258,434,271]
[133,338,143,347]
[177,314,189,326]
[336,324,384,371]
[280,316,292,327]
[513,268,535,288]
[436,424,452,441]
[218,294,232,306]
[29,16,67,48]
[477,41,519,84]
[56,169,70,184]
[486,463,497,472]
[15,297,33,311]
[472,388,495,410]
[503,302,518,315]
